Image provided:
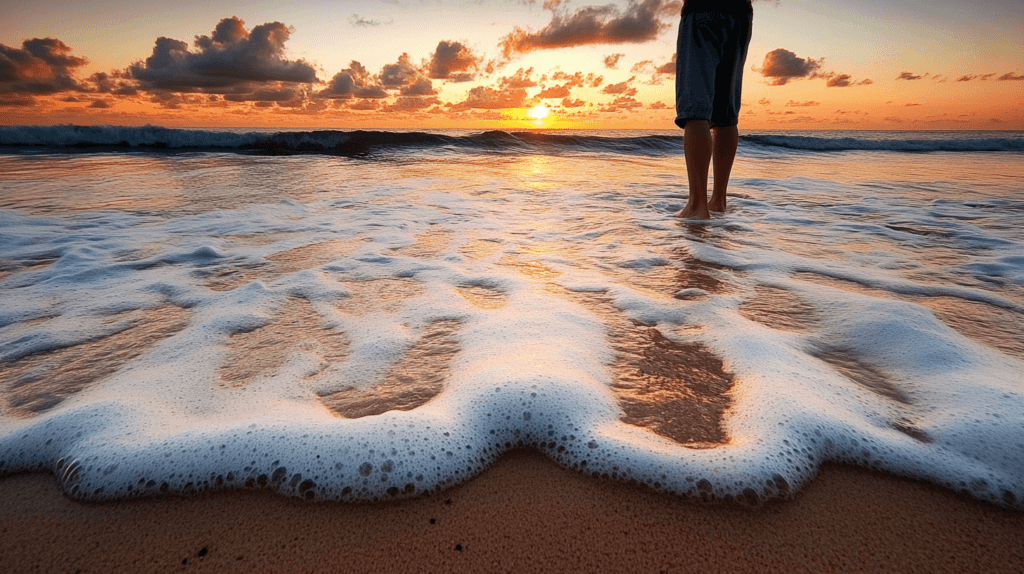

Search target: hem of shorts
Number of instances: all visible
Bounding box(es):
[674,116,739,129]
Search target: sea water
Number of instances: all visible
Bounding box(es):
[0,127,1022,507]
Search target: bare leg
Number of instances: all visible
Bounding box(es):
[709,125,738,213]
[677,120,712,219]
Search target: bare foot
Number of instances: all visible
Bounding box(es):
[708,195,727,213]
[677,203,712,219]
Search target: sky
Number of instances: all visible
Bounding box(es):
[1,0,1022,129]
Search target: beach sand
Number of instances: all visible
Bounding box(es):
[1,449,1022,573]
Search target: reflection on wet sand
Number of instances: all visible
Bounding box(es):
[320,319,461,418]
[203,238,363,291]
[582,293,733,445]
[740,285,820,332]
[460,239,501,261]
[336,279,425,315]
[391,229,450,259]
[0,256,59,283]
[457,285,508,309]
[220,297,349,388]
[0,306,191,417]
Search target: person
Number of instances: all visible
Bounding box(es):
[674,0,753,219]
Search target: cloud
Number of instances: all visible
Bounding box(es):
[349,14,392,27]
[956,73,996,82]
[998,72,1024,81]
[320,61,388,99]
[599,95,643,113]
[825,73,872,87]
[604,53,625,69]
[601,77,636,96]
[450,85,528,110]
[499,68,538,89]
[550,70,602,88]
[0,96,37,107]
[648,101,670,109]
[631,60,655,74]
[561,97,587,108]
[128,17,318,95]
[756,49,824,85]
[500,0,670,58]
[0,38,88,95]
[655,53,675,75]
[785,100,820,107]
[895,71,923,80]
[427,41,481,82]
[88,98,112,108]
[758,98,770,105]
[536,84,571,98]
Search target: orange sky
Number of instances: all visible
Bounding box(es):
[1,0,1022,130]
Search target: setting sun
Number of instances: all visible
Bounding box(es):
[527,105,550,120]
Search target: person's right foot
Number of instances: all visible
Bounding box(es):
[677,203,712,219]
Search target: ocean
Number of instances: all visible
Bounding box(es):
[0,126,1021,508]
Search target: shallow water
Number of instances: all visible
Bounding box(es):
[1,129,1022,507]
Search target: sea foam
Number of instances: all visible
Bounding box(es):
[1,146,1022,508]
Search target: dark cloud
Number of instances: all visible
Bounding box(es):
[655,53,675,75]
[956,73,996,82]
[320,61,388,99]
[349,14,392,27]
[427,41,481,82]
[825,73,872,87]
[450,85,528,110]
[0,38,88,95]
[895,71,923,80]
[128,17,318,95]
[604,53,625,69]
[223,86,301,102]
[0,96,37,107]
[401,77,437,96]
[500,0,670,58]
[998,72,1024,81]
[380,53,421,88]
[88,99,112,109]
[756,49,824,85]
[384,96,440,112]
[89,71,138,95]
[601,77,637,96]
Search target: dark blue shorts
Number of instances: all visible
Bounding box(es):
[675,11,752,129]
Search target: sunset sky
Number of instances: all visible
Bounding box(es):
[2,0,1022,130]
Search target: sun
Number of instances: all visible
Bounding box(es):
[527,105,550,120]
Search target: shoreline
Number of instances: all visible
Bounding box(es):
[2,449,1022,573]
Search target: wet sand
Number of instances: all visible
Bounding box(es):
[1,449,1022,574]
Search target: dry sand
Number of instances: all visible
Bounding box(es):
[1,449,1022,573]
